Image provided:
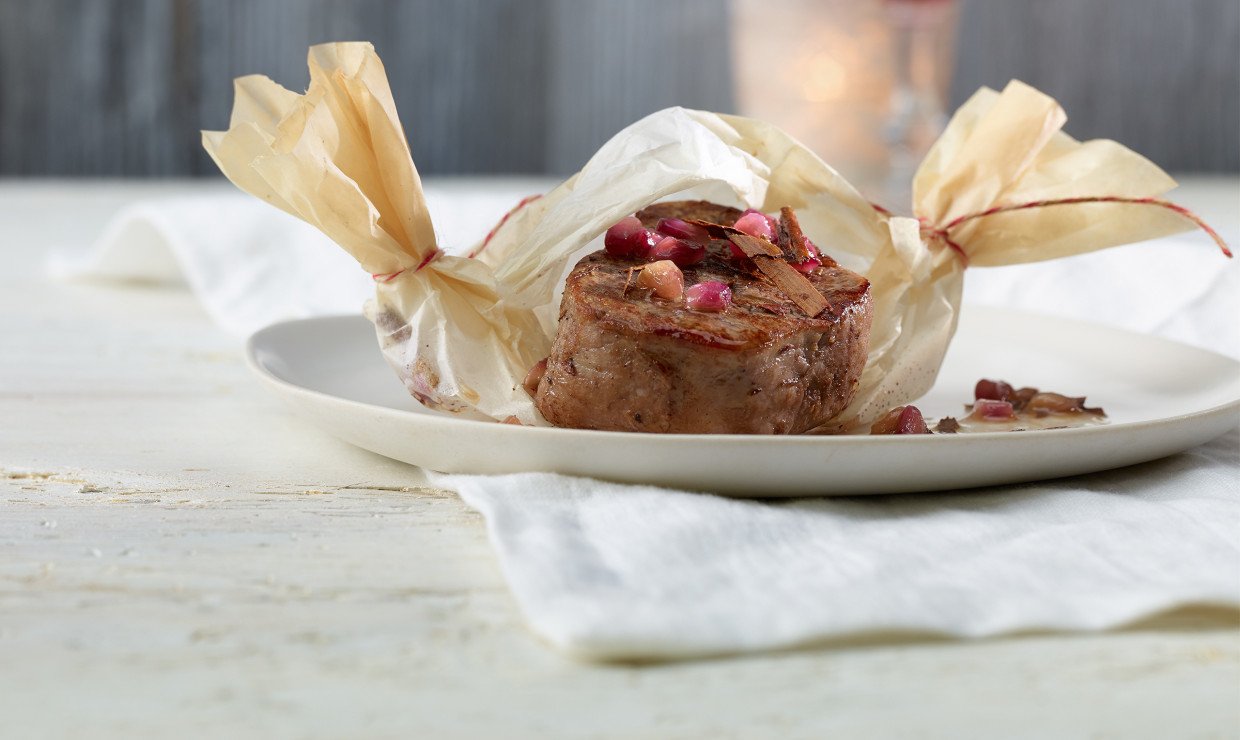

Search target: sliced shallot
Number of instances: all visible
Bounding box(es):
[522,357,548,397]
[656,218,713,245]
[637,260,685,300]
[651,236,706,266]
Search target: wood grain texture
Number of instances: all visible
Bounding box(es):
[0,179,1238,738]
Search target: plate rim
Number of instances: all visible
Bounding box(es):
[244,308,1240,446]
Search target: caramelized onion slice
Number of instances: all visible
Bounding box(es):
[637,260,685,300]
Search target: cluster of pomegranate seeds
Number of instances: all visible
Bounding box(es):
[604,216,710,267]
[971,378,1102,419]
[866,378,1106,434]
[604,216,660,259]
[603,204,830,314]
[604,206,824,270]
[870,405,930,434]
[684,281,732,312]
[637,260,685,300]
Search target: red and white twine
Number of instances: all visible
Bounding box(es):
[873,196,1232,267]
[375,192,1230,283]
[370,193,545,283]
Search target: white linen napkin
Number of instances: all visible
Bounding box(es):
[50,183,562,337]
[57,186,1240,660]
[434,431,1238,659]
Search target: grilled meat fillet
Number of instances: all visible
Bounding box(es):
[532,200,872,434]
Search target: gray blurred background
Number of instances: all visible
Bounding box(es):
[0,0,1236,177]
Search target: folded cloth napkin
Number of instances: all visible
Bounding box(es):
[50,193,373,336]
[435,431,1238,659]
[51,182,558,337]
[58,185,1240,660]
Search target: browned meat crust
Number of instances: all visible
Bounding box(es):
[635,200,743,229]
[532,201,872,434]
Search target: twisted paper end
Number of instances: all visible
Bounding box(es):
[874,196,1233,266]
[372,194,545,283]
[371,249,442,283]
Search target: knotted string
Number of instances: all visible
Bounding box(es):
[371,194,545,283]
[874,196,1232,267]
[371,249,440,283]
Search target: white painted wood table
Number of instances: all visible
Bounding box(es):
[2,179,1238,739]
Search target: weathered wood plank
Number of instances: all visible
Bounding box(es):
[1,179,1238,738]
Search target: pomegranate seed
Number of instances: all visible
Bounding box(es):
[974,378,1014,402]
[791,257,821,273]
[651,236,706,266]
[604,216,659,260]
[971,399,1016,420]
[656,218,712,244]
[637,260,684,300]
[872,405,930,434]
[522,357,548,397]
[684,281,732,312]
[804,237,821,259]
[733,211,775,241]
[741,208,778,235]
[896,405,929,434]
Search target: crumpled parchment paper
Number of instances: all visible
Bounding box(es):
[204,42,1193,430]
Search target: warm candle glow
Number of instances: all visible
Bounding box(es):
[801,53,848,103]
[733,0,957,205]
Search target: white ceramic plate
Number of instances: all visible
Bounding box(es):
[246,308,1240,496]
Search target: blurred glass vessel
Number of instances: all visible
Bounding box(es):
[882,0,959,208]
[732,0,959,209]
